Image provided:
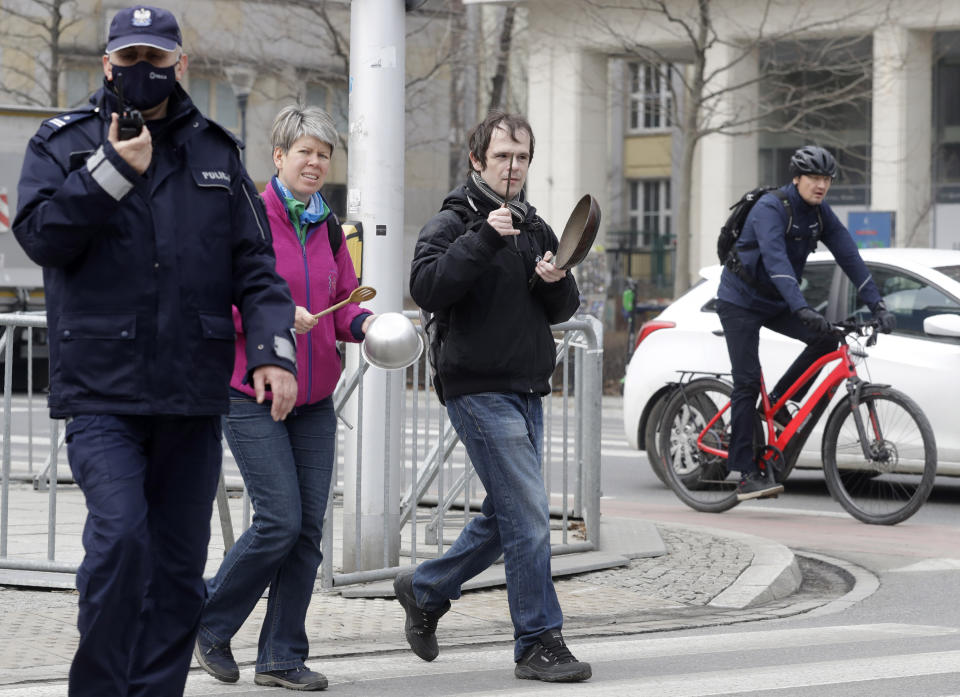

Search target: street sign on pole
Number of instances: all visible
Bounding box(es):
[847,211,895,248]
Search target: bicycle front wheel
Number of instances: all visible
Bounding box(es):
[822,386,937,525]
[658,378,740,513]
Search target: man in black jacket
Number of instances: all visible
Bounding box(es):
[13,6,296,696]
[397,111,590,683]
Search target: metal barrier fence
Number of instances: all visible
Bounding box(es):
[0,311,603,585]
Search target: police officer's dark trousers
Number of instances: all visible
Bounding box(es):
[716,300,838,476]
[65,414,222,697]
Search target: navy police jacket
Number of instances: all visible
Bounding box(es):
[717,182,881,314]
[14,85,296,418]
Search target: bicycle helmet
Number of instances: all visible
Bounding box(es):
[789,145,838,178]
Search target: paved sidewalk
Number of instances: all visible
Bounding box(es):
[0,507,839,689]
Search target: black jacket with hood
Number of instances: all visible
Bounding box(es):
[410,184,580,400]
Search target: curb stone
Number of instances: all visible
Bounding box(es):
[653,521,802,609]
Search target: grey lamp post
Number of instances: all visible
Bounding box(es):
[224,65,257,168]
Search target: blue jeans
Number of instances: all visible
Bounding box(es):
[198,393,335,672]
[716,300,838,475]
[412,392,562,661]
[65,414,222,697]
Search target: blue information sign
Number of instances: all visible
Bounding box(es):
[847,211,894,248]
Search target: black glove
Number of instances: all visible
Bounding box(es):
[795,306,830,334]
[870,301,896,334]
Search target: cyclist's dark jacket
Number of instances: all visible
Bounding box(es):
[14,85,296,418]
[410,184,580,400]
[717,182,882,314]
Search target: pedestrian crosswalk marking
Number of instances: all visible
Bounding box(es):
[227,624,959,686]
[1,624,958,696]
[889,559,960,572]
[461,650,960,697]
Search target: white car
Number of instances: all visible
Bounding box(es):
[623,248,960,477]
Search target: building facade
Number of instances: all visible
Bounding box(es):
[0,0,463,278]
[496,0,960,296]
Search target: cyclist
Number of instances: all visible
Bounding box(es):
[715,145,895,501]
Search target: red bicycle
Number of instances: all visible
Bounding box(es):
[656,319,937,525]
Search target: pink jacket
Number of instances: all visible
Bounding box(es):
[230,182,368,406]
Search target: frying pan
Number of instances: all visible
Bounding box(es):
[529,194,601,288]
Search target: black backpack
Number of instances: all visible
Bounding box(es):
[327,213,344,255]
[717,186,825,296]
[717,186,790,266]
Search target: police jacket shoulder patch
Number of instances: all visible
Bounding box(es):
[37,106,98,141]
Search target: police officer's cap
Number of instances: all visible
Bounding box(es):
[106,6,182,53]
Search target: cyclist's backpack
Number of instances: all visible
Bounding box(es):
[716,186,789,266]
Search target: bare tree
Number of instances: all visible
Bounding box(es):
[0,0,82,107]
[487,5,517,112]
[584,0,891,295]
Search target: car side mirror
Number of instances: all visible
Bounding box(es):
[923,313,960,338]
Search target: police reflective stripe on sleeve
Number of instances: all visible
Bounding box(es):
[85,145,133,201]
[274,332,296,366]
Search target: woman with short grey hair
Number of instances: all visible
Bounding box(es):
[271,103,339,155]
[195,103,374,692]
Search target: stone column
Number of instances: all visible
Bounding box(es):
[690,42,759,278]
[527,44,609,243]
[872,25,933,247]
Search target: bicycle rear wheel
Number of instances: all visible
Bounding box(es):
[657,378,740,513]
[644,389,673,485]
[822,386,937,525]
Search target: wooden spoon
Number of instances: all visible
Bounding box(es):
[313,285,377,318]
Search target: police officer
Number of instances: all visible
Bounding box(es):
[13,6,297,696]
[716,145,895,501]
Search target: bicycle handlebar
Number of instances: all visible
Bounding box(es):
[831,318,880,346]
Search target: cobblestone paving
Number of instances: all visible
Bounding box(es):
[572,527,754,604]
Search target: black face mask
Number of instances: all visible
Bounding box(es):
[109,61,177,110]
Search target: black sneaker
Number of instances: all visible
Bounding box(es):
[514,629,592,682]
[194,636,239,683]
[736,471,784,501]
[254,666,328,691]
[393,568,450,662]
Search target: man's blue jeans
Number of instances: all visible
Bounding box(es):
[198,393,335,672]
[411,392,562,661]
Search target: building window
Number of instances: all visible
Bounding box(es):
[306,82,349,144]
[627,62,673,132]
[757,38,872,206]
[935,33,960,202]
[64,69,94,107]
[188,76,238,130]
[628,179,671,248]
